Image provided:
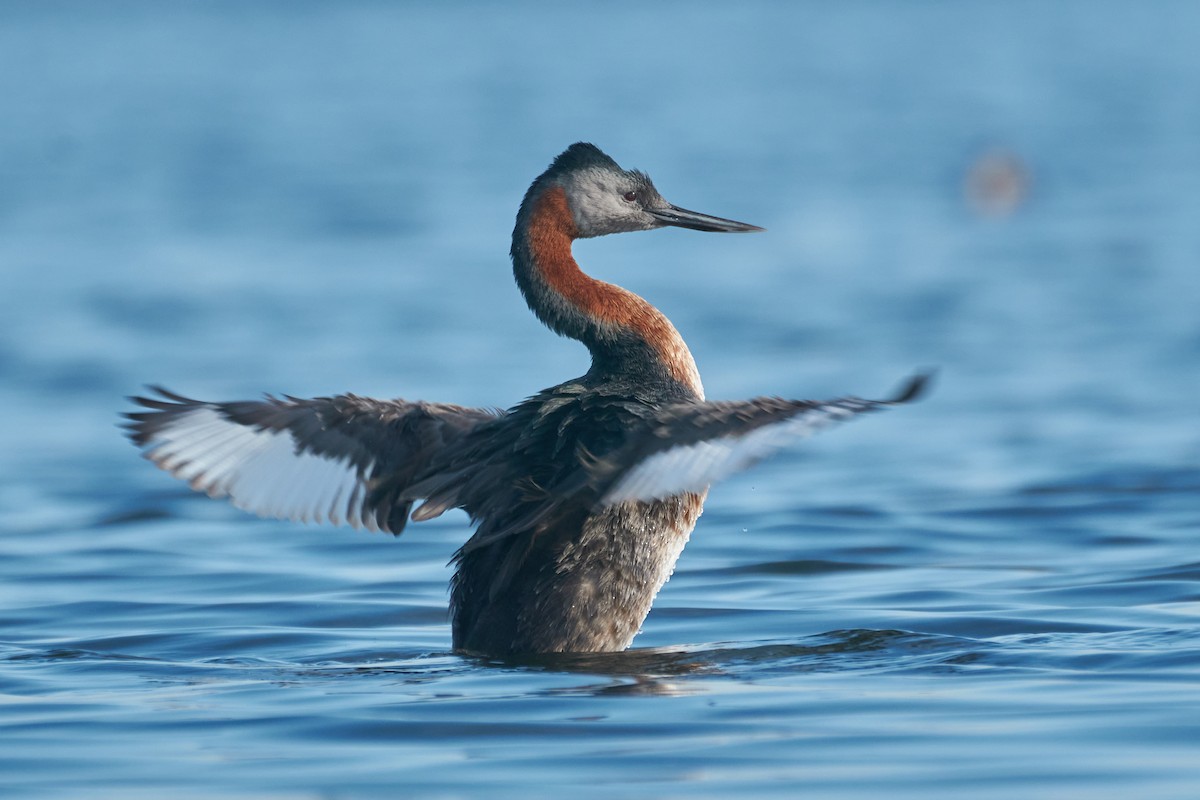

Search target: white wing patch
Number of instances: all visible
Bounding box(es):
[141,407,377,530]
[601,402,862,505]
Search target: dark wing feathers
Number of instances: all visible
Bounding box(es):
[124,387,497,534]
[451,373,928,560]
[123,373,928,547]
[589,372,932,506]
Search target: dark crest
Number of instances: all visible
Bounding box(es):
[548,142,622,176]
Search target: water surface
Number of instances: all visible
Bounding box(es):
[2,2,1199,797]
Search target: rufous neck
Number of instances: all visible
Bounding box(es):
[511,185,703,398]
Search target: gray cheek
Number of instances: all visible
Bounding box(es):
[572,193,634,237]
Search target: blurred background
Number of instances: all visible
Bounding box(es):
[2,2,1198,798]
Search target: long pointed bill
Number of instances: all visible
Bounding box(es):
[648,204,764,233]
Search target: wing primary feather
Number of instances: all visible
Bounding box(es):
[126,388,492,533]
[888,370,935,404]
[596,374,931,507]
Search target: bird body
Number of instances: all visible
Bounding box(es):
[126,143,925,656]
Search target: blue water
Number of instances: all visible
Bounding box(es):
[3,1,1200,797]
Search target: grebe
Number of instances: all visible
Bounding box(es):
[125,143,926,656]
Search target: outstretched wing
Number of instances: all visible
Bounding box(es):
[587,372,931,507]
[123,387,498,533]
[450,372,932,558]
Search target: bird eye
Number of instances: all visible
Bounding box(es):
[623,191,638,203]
